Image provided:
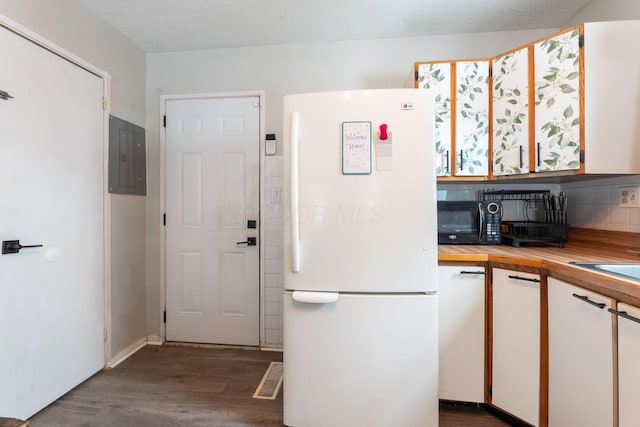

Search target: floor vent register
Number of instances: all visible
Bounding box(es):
[253,361,283,400]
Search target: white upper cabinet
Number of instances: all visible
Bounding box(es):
[455,60,490,176]
[533,27,581,172]
[582,21,640,174]
[416,62,452,177]
[492,47,530,176]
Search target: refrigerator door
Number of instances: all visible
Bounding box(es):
[283,89,436,293]
[283,291,438,427]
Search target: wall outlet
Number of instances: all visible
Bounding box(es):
[619,186,640,208]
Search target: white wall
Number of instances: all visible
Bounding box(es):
[0,0,148,359]
[563,0,640,25]
[146,28,555,344]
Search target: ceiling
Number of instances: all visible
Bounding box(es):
[77,0,592,53]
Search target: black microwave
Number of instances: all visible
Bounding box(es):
[437,200,502,245]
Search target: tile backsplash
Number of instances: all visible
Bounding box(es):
[562,175,640,233]
[437,175,640,232]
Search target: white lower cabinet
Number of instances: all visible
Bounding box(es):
[437,265,485,402]
[492,268,540,426]
[614,303,640,427]
[547,278,614,427]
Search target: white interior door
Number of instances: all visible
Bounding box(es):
[0,26,105,419]
[166,96,260,346]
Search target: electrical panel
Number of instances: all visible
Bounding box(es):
[108,115,146,195]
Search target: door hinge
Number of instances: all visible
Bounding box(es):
[163,310,167,323]
[163,115,166,128]
[414,70,419,82]
[579,34,584,48]
[103,328,108,342]
[579,149,585,163]
[489,384,492,398]
[488,66,493,79]
[102,97,108,111]
[490,270,493,283]
[163,213,166,226]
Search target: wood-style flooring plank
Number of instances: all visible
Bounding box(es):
[29,345,283,427]
[29,345,512,426]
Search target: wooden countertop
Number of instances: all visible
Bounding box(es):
[439,228,640,307]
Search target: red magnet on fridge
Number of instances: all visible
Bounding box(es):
[379,124,388,141]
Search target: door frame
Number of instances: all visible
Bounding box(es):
[0,14,112,363]
[160,91,265,345]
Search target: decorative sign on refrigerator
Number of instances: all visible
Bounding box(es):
[342,121,372,175]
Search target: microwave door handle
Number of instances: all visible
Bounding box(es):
[478,203,485,241]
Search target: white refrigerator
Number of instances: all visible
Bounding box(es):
[282,89,438,427]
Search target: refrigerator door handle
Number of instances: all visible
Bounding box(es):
[292,291,339,304]
[290,111,301,272]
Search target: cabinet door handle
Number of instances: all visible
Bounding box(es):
[519,145,524,169]
[445,150,450,174]
[536,142,542,167]
[460,270,486,275]
[459,150,464,171]
[572,293,606,309]
[608,308,640,324]
[508,274,540,283]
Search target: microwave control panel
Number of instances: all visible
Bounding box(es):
[484,201,501,243]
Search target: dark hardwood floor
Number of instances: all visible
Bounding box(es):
[29,345,512,426]
[440,403,513,426]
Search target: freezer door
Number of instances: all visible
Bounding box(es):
[283,292,438,427]
[283,89,437,293]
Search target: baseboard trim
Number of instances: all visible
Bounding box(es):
[146,335,163,345]
[107,337,147,369]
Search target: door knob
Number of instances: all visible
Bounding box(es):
[2,240,43,255]
[236,237,257,246]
